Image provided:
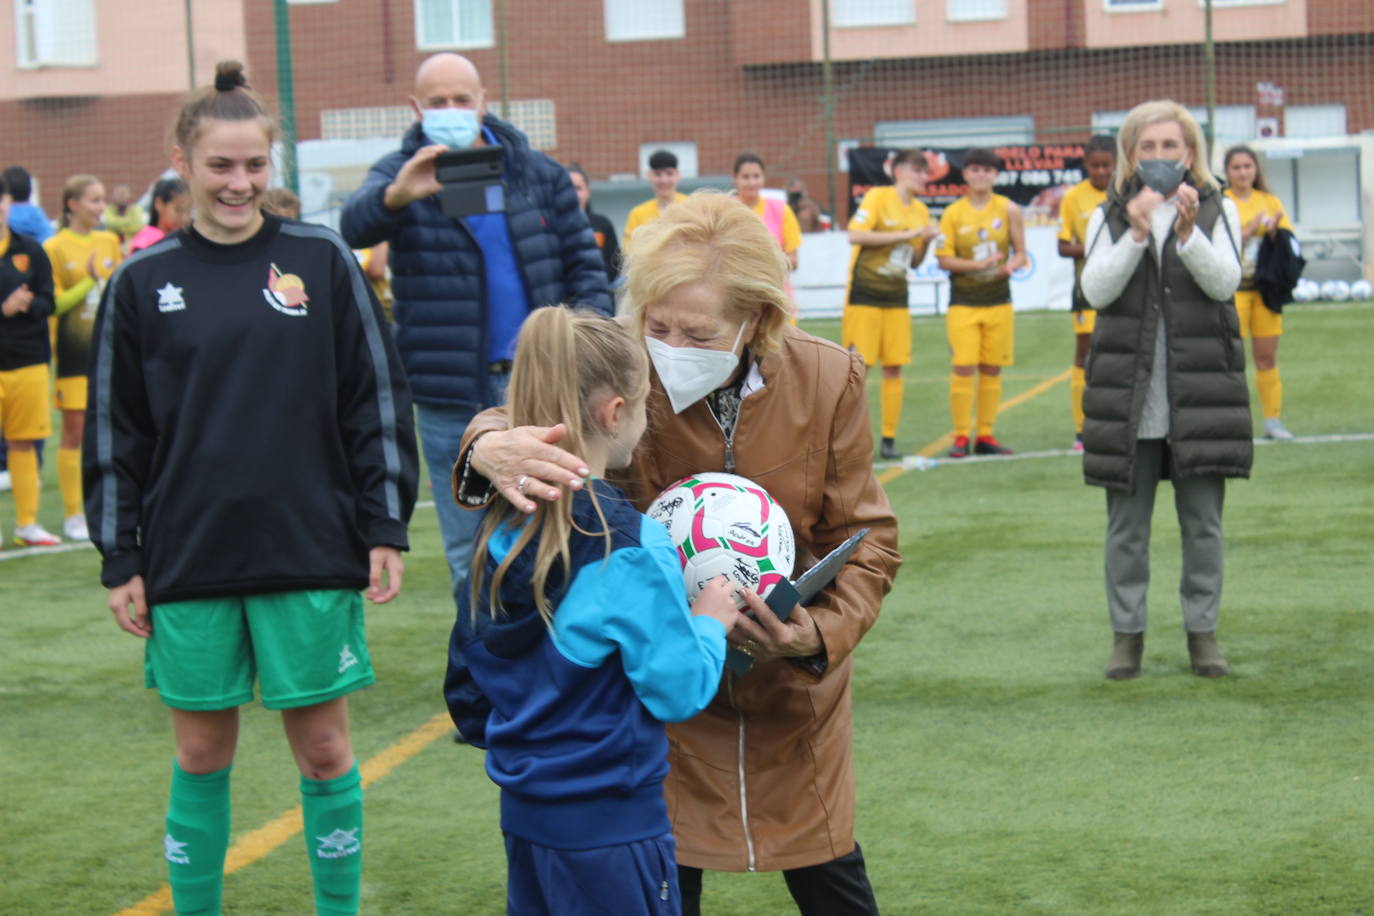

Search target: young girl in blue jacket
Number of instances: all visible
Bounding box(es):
[445,306,739,915]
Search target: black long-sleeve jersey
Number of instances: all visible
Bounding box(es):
[0,231,56,370]
[83,214,419,604]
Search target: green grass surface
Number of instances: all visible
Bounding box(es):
[2,302,1371,915]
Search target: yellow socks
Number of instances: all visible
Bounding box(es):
[58,447,83,518]
[880,376,903,440]
[9,447,40,528]
[950,373,974,438]
[976,374,1002,438]
[1070,366,1086,434]
[1255,367,1282,420]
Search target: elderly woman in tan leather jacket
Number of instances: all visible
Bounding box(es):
[454,192,900,916]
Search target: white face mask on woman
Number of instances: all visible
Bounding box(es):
[645,321,748,414]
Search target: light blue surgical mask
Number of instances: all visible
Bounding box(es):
[422,107,480,150]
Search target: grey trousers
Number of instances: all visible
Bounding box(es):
[1104,438,1226,634]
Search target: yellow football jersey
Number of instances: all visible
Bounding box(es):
[1224,188,1294,282]
[624,193,687,244]
[1058,180,1108,309]
[937,195,1012,306]
[846,185,931,308]
[43,228,122,378]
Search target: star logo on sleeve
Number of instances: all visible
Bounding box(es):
[315,827,361,859]
[156,282,186,313]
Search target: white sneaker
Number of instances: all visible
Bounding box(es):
[0,470,11,492]
[63,514,90,541]
[14,523,61,547]
[1263,418,1295,441]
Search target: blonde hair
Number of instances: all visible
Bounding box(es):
[60,174,102,229]
[1114,100,1218,194]
[621,191,792,356]
[469,307,650,625]
[261,187,301,219]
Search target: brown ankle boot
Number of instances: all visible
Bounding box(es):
[1187,632,1230,677]
[1105,632,1144,680]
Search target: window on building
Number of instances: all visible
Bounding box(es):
[948,0,1007,21]
[415,0,493,50]
[605,0,684,42]
[833,0,915,28]
[1285,104,1347,139]
[1200,0,1282,6]
[1104,0,1163,11]
[14,0,97,69]
[875,115,1034,148]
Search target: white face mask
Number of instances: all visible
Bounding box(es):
[645,321,748,414]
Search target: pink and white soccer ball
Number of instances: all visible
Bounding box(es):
[646,472,795,604]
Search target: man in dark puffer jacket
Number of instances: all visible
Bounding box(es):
[342,53,611,602]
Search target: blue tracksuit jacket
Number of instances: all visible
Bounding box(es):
[445,479,727,850]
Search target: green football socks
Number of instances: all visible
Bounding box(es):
[165,761,231,916]
[301,762,363,915]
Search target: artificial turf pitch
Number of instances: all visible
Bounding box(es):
[1,302,1371,914]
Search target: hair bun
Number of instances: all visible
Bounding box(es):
[214,60,248,92]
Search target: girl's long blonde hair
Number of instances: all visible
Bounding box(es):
[1114,99,1219,195]
[469,307,649,625]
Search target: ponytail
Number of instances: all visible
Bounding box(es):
[469,307,649,625]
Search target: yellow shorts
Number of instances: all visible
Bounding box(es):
[54,375,87,411]
[1071,308,1097,335]
[947,304,1014,367]
[0,363,53,441]
[842,304,910,367]
[1234,289,1282,338]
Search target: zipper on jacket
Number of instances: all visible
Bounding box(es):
[726,673,758,871]
[706,399,739,473]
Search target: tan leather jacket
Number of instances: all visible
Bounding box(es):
[457,325,901,872]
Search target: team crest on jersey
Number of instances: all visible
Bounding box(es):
[10,254,29,273]
[263,263,310,316]
[991,219,1004,230]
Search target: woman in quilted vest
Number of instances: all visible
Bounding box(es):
[1079,100,1250,681]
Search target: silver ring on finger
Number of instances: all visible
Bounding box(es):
[516,475,528,494]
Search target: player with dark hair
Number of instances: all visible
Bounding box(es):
[2,166,53,242]
[127,177,190,254]
[0,172,58,546]
[842,149,937,459]
[1224,144,1297,440]
[568,162,621,282]
[936,148,1027,458]
[625,149,685,243]
[1058,135,1118,450]
[85,60,418,916]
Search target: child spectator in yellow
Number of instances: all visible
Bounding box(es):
[1058,135,1117,451]
[1223,144,1296,440]
[0,173,59,546]
[937,148,1027,458]
[843,150,936,459]
[43,174,122,541]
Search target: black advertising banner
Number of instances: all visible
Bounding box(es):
[847,145,1088,226]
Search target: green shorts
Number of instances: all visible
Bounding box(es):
[144,590,375,711]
